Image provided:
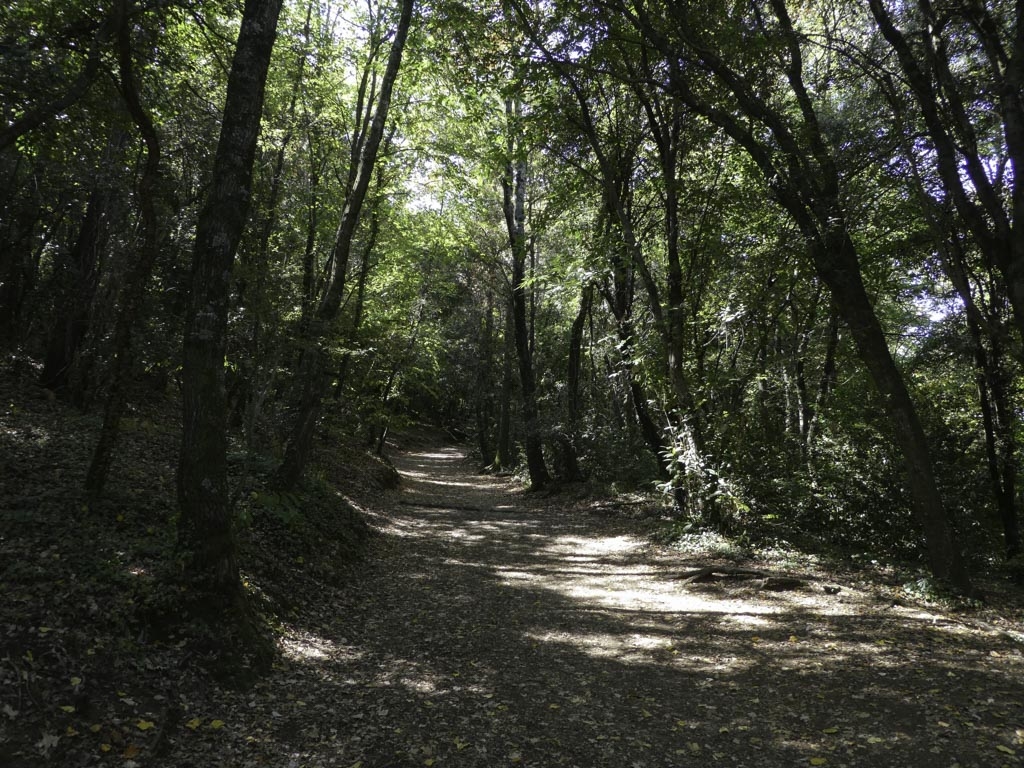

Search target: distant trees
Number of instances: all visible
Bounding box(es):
[275,0,414,489]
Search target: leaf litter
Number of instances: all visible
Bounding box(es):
[2,364,1024,766]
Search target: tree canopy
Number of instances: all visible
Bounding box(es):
[3,0,1023,611]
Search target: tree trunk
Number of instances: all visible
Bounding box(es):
[0,156,45,346]
[971,314,1021,559]
[493,305,515,472]
[334,200,381,398]
[86,10,163,501]
[804,301,839,462]
[276,0,413,489]
[177,0,283,607]
[812,228,969,589]
[232,1,314,439]
[476,289,496,468]
[557,283,591,481]
[502,100,550,490]
[943,234,1021,561]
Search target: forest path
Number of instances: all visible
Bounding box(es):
[248,443,1024,768]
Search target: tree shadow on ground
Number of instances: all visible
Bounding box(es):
[177,446,1024,768]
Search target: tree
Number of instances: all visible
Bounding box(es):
[867,0,1024,350]
[85,5,164,501]
[502,96,552,489]
[177,0,283,613]
[582,0,971,589]
[276,0,414,489]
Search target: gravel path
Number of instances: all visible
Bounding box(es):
[207,444,1024,768]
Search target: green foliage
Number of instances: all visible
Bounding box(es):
[1,0,1020,595]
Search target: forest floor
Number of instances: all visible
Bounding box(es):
[302,446,1024,768]
[3,366,1024,767]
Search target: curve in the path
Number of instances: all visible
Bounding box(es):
[268,445,1024,768]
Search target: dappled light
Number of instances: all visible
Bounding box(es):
[4,0,1024,764]
[244,445,1024,767]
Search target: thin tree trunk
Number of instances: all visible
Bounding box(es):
[493,305,515,472]
[558,283,591,482]
[39,180,112,398]
[804,301,839,461]
[334,199,382,398]
[941,234,1020,560]
[476,289,496,468]
[502,98,550,490]
[373,302,424,455]
[0,156,46,345]
[970,312,1021,559]
[276,0,413,489]
[903,126,1022,562]
[813,229,968,588]
[86,7,163,501]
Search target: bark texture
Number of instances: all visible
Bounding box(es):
[177,0,283,601]
[502,109,551,490]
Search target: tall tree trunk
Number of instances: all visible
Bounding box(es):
[334,199,382,398]
[903,126,1022,563]
[634,76,706,458]
[502,98,550,490]
[942,235,1020,560]
[0,156,45,346]
[598,279,675,486]
[804,301,839,462]
[276,0,413,489]
[86,7,163,501]
[813,227,968,588]
[177,0,283,608]
[970,312,1021,559]
[373,305,423,456]
[232,0,315,441]
[542,58,699,505]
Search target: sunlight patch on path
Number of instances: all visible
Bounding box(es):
[389,446,1017,682]
[281,632,362,663]
[406,477,492,489]
[492,530,775,617]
